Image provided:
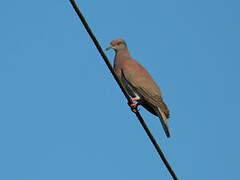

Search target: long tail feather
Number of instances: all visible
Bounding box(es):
[156,107,171,138]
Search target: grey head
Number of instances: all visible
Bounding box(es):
[106,38,128,52]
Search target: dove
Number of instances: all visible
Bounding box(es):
[106,39,171,137]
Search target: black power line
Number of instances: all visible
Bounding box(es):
[69,1,178,180]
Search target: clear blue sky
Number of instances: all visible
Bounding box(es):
[0,0,239,179]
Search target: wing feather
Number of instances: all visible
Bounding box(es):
[121,60,169,118]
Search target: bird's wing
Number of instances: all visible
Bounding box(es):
[121,59,169,117]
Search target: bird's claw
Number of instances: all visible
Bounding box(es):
[128,97,140,113]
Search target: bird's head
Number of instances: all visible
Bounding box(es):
[106,39,127,51]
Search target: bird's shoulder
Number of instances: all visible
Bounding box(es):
[122,58,148,75]
[122,58,154,82]
[121,58,162,97]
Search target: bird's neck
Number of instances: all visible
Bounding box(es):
[114,49,131,67]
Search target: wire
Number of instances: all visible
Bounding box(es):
[69,1,178,180]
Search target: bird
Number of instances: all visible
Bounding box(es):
[106,38,171,137]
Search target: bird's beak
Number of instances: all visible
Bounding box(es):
[106,45,114,51]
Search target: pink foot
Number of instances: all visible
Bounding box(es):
[129,102,138,107]
[128,97,140,112]
[131,97,140,101]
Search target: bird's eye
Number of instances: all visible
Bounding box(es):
[116,42,121,45]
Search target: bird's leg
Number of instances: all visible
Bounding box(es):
[128,97,141,112]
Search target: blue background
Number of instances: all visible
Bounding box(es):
[0,0,239,179]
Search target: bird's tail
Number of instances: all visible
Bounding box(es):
[156,107,171,138]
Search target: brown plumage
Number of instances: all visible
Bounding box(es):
[106,39,170,137]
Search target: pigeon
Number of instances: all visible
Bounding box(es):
[106,39,171,137]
